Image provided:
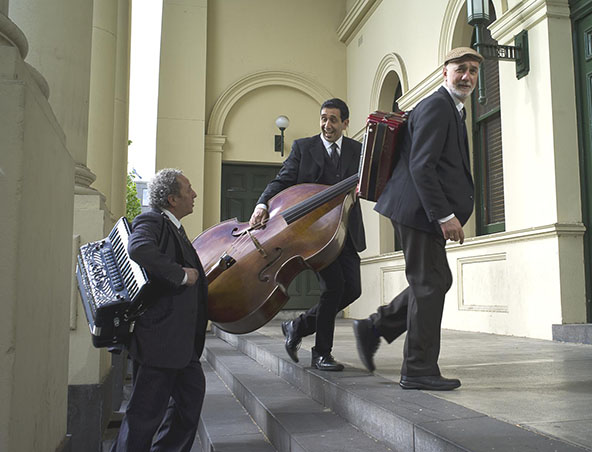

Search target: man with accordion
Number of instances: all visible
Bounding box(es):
[111,168,208,452]
[354,47,483,391]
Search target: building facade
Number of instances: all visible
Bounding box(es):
[1,0,590,449]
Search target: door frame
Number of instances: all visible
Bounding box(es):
[571,0,592,321]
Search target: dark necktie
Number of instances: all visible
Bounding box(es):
[461,108,469,159]
[178,225,193,248]
[330,142,340,169]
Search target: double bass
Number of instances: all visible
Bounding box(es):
[192,174,358,334]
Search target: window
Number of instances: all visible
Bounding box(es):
[471,3,505,235]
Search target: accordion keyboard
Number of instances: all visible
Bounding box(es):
[109,219,148,302]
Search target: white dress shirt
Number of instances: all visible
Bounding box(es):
[161,208,189,285]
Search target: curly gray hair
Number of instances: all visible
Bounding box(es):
[148,168,183,209]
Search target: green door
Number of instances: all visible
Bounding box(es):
[573,0,592,321]
[220,163,319,310]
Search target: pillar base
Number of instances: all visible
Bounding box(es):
[552,323,592,345]
[67,369,113,452]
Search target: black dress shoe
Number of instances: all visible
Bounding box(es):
[353,319,380,372]
[281,320,301,363]
[311,353,344,371]
[399,375,461,391]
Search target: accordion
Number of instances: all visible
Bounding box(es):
[358,111,408,202]
[76,217,149,348]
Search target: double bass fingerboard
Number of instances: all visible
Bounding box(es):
[280,174,359,224]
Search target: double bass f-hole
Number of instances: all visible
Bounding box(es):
[258,247,282,282]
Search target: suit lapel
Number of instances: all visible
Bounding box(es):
[340,137,355,176]
[439,87,471,174]
[311,135,326,180]
[166,218,199,267]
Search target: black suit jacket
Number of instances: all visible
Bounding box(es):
[257,135,366,252]
[375,86,474,234]
[127,209,208,369]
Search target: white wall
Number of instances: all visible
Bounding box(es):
[344,0,586,338]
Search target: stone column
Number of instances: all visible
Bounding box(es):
[156,0,208,237]
[9,0,100,222]
[10,1,130,449]
[86,0,118,214]
[204,135,226,228]
[10,0,93,168]
[110,0,131,219]
[1,5,74,451]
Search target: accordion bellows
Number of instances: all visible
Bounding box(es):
[358,111,408,202]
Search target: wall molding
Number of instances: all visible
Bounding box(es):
[393,67,443,113]
[337,0,381,44]
[207,70,332,136]
[0,13,28,58]
[490,0,571,45]
[362,222,586,264]
[457,252,509,312]
[369,52,409,111]
[439,0,466,64]
[204,134,227,154]
[380,264,406,306]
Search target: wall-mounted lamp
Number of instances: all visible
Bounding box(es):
[274,115,290,157]
[467,0,529,104]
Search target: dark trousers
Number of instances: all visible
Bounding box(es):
[370,222,452,377]
[294,235,361,356]
[111,355,206,452]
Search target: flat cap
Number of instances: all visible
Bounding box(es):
[443,46,484,65]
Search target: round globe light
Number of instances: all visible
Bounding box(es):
[275,115,290,130]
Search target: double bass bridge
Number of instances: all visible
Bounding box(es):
[246,229,267,257]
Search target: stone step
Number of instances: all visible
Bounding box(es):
[198,360,276,452]
[203,336,393,452]
[212,327,588,452]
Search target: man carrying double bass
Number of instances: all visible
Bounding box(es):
[249,98,366,371]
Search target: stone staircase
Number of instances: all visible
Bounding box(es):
[198,324,589,452]
[198,359,276,451]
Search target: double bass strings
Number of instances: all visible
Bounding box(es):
[222,217,271,261]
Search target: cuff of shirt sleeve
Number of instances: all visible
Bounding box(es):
[181,271,188,285]
[256,203,268,211]
[437,213,455,224]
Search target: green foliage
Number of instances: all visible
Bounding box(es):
[126,173,142,221]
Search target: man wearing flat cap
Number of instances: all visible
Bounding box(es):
[353,47,483,390]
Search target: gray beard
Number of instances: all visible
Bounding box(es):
[450,85,474,101]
